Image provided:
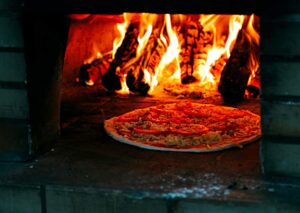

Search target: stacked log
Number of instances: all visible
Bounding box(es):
[102,23,140,91]
[218,28,251,103]
[179,21,214,84]
[79,56,111,86]
[81,16,259,100]
[126,28,167,95]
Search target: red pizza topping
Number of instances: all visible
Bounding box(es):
[104,102,261,152]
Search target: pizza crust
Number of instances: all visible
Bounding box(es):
[104,103,261,152]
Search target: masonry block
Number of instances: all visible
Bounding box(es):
[261,17,300,56]
[0,120,29,161]
[0,184,41,213]
[262,138,300,177]
[0,52,26,82]
[0,89,28,119]
[115,196,167,213]
[176,200,269,213]
[261,99,300,138]
[46,186,168,213]
[261,61,300,96]
[0,13,24,48]
[46,186,115,213]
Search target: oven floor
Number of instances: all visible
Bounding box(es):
[0,86,299,212]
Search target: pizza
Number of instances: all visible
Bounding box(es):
[104,102,261,152]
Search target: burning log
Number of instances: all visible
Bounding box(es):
[246,73,260,98]
[179,21,214,84]
[126,69,150,95]
[193,26,214,79]
[126,28,167,95]
[144,30,167,75]
[179,22,199,84]
[218,29,252,103]
[210,54,227,78]
[79,56,111,86]
[102,23,140,91]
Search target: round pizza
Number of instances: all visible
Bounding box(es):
[104,102,261,152]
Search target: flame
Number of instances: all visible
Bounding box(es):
[116,74,130,94]
[224,15,245,58]
[192,15,245,91]
[246,14,260,86]
[82,13,260,96]
[156,14,181,83]
[136,14,157,57]
[112,13,131,59]
[144,69,158,93]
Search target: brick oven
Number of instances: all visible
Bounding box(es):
[0,0,300,212]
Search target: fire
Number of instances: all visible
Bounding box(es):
[112,13,131,59]
[80,13,260,97]
[246,14,260,86]
[155,14,181,89]
[116,74,130,94]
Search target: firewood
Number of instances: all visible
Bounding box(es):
[218,28,251,103]
[79,56,111,86]
[126,28,167,95]
[102,23,139,91]
[193,28,214,73]
[179,22,198,84]
[210,54,227,80]
[144,29,167,74]
[126,68,150,95]
[179,21,214,84]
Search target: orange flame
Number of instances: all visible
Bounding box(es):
[246,14,260,86]
[116,74,130,94]
[112,13,131,59]
[156,14,181,84]
[83,13,260,96]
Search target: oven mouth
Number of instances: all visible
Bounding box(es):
[60,12,261,156]
[63,13,260,100]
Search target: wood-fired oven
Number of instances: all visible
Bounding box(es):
[0,0,300,212]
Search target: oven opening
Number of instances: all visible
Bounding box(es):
[62,13,261,152]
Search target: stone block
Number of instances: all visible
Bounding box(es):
[0,13,24,48]
[262,138,300,177]
[261,61,300,96]
[46,186,115,213]
[261,99,300,138]
[261,18,300,56]
[0,119,30,161]
[0,52,26,82]
[46,186,168,213]
[0,89,28,119]
[0,184,41,213]
[176,199,297,213]
[115,196,167,213]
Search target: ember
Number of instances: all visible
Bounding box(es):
[71,13,260,102]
